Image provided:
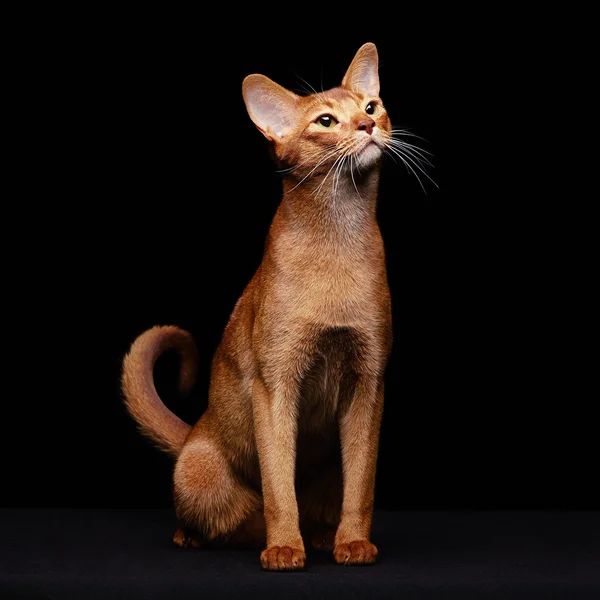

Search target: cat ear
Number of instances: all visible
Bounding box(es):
[341,42,380,97]
[242,74,300,141]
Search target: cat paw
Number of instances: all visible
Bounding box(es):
[260,546,306,571]
[310,527,336,551]
[173,528,203,549]
[334,540,378,565]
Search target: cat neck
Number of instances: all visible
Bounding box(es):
[279,165,381,240]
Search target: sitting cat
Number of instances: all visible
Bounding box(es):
[122,43,396,571]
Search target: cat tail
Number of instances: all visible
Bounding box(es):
[121,325,198,458]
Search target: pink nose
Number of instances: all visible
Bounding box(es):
[357,118,376,135]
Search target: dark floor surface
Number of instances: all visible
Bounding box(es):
[1,509,599,599]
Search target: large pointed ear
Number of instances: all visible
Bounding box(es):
[242,74,300,141]
[341,42,380,97]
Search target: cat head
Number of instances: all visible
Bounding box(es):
[242,43,391,179]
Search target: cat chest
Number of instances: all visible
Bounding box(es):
[297,327,364,432]
[276,257,382,325]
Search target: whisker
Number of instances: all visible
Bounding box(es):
[382,129,438,192]
[386,139,434,168]
[385,145,428,194]
[383,147,415,184]
[286,146,341,194]
[294,73,329,105]
[388,137,434,162]
[350,154,361,199]
[382,147,399,165]
[392,146,438,188]
[317,155,345,197]
[334,150,349,198]
[386,144,438,192]
[334,149,344,195]
[313,145,350,197]
[386,131,434,157]
[294,73,318,95]
[390,128,430,144]
[312,155,342,197]
[276,145,337,174]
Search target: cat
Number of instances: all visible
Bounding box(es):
[122,42,395,571]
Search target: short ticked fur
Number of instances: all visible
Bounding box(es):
[122,43,394,570]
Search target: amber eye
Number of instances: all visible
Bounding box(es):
[365,102,376,115]
[316,114,337,128]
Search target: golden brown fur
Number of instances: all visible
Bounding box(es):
[122,43,393,570]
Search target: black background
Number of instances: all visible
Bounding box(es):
[7,12,595,512]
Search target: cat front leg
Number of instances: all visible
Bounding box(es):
[334,378,384,565]
[252,375,306,571]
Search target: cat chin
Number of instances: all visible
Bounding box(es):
[354,142,383,170]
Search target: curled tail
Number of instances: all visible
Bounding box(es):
[122,325,198,458]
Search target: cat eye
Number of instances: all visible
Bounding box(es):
[365,102,376,115]
[316,114,337,128]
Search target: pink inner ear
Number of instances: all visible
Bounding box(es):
[345,62,379,96]
[243,76,299,139]
[342,44,380,97]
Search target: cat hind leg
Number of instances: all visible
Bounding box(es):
[173,428,263,546]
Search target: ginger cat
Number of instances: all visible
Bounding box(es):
[122,43,394,571]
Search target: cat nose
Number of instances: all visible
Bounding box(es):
[357,118,376,135]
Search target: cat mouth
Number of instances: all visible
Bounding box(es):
[354,138,383,166]
[359,137,382,152]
